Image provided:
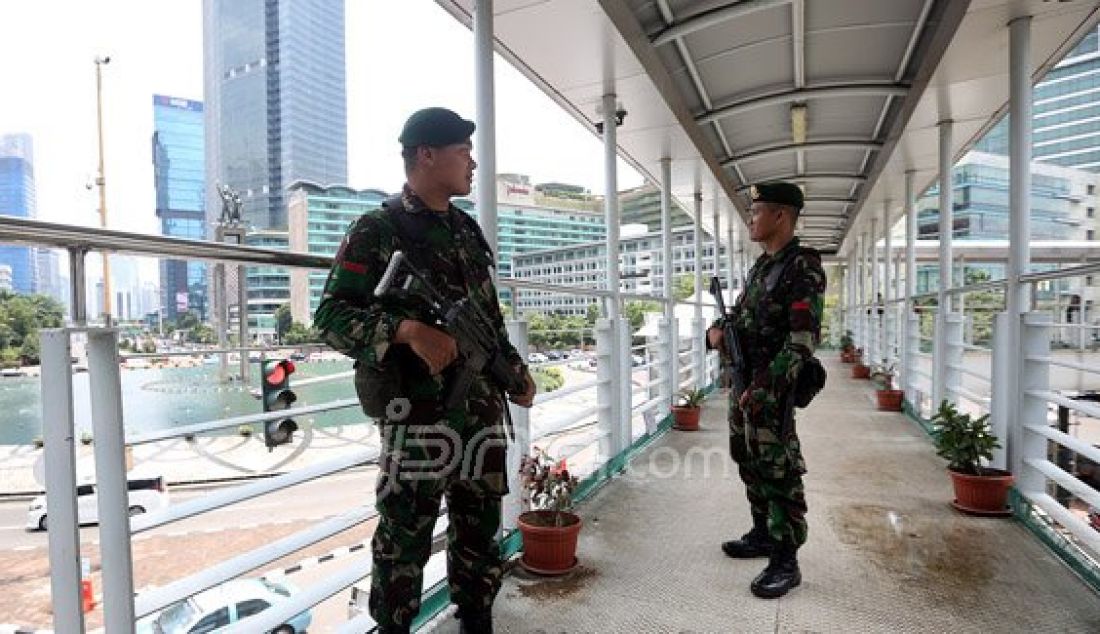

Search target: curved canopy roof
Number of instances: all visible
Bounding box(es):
[437,0,1100,256]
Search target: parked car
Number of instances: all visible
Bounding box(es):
[631,354,645,367]
[151,578,311,634]
[27,475,170,532]
[528,352,548,364]
[545,350,563,361]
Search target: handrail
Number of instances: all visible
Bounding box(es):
[126,398,362,445]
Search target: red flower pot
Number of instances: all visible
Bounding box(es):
[852,364,871,379]
[841,350,854,363]
[672,406,701,431]
[518,510,582,575]
[876,389,904,411]
[948,468,1014,516]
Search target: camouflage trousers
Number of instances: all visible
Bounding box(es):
[728,390,808,547]
[369,420,506,628]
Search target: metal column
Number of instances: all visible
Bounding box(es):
[474,0,498,272]
[858,232,867,354]
[870,215,880,365]
[504,319,530,532]
[934,119,954,409]
[68,248,88,327]
[693,191,706,389]
[1006,16,1033,476]
[88,329,136,630]
[904,170,917,404]
[41,329,84,633]
[602,92,621,321]
[883,201,892,363]
[727,220,737,295]
[712,197,721,277]
[660,158,678,405]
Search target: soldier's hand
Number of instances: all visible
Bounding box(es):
[738,388,752,410]
[509,366,536,408]
[707,326,724,348]
[395,320,458,375]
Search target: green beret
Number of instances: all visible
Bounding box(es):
[750,181,804,210]
[399,107,475,147]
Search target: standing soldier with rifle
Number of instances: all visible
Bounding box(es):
[314,107,536,633]
[706,182,827,598]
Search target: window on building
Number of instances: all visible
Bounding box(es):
[1089,184,1096,196]
[1089,230,1096,241]
[1090,207,1096,218]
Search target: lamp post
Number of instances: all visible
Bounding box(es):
[94,55,112,324]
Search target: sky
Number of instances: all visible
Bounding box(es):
[0,0,643,287]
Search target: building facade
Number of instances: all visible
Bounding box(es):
[202,0,347,232]
[153,95,207,322]
[287,182,387,324]
[0,134,37,294]
[512,225,730,315]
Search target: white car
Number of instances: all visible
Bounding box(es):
[26,475,170,531]
[151,578,311,634]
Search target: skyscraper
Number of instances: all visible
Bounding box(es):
[202,0,348,232]
[153,95,208,322]
[0,134,38,294]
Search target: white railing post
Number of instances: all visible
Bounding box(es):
[595,318,618,462]
[1017,313,1052,493]
[693,316,706,390]
[41,329,85,633]
[87,328,136,631]
[658,317,674,418]
[666,316,679,407]
[905,312,920,407]
[990,313,1010,470]
[618,316,632,452]
[942,314,964,409]
[504,319,530,532]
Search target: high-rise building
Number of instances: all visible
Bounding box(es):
[976,26,1100,171]
[0,134,38,294]
[0,265,12,292]
[153,95,208,322]
[619,183,693,230]
[35,249,61,303]
[287,182,387,324]
[203,0,347,232]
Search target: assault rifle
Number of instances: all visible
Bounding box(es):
[708,276,748,398]
[373,251,527,434]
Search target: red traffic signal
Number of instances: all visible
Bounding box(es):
[263,359,296,386]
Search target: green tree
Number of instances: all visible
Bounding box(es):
[284,322,321,345]
[625,300,662,332]
[19,332,40,364]
[674,275,695,301]
[274,303,293,341]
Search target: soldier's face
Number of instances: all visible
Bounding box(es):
[424,140,477,196]
[749,202,781,242]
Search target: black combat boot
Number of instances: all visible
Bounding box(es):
[721,513,775,558]
[750,543,801,599]
[376,625,411,634]
[456,606,493,634]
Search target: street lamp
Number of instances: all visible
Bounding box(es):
[94,55,112,324]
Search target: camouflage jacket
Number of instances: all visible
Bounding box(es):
[314,185,523,411]
[718,238,827,399]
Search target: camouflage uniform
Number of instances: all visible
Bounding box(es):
[314,185,522,628]
[718,237,826,548]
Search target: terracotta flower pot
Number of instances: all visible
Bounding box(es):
[841,350,854,363]
[518,510,582,575]
[672,406,701,430]
[852,364,871,379]
[948,468,1014,516]
[876,389,904,411]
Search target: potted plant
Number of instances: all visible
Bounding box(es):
[672,387,706,431]
[931,400,1013,516]
[840,331,856,363]
[870,363,903,411]
[517,448,582,575]
[851,351,870,379]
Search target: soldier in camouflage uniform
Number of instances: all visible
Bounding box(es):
[707,182,826,599]
[314,107,536,634]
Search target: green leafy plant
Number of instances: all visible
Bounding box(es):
[931,400,1001,476]
[676,387,706,409]
[519,447,579,527]
[840,330,854,352]
[870,362,897,391]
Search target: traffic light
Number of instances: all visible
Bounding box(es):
[261,358,298,449]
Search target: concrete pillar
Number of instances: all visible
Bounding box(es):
[474,0,498,271]
[934,119,954,409]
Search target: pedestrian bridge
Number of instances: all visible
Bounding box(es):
[433,355,1100,632]
[4,0,1100,632]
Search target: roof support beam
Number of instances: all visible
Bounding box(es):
[699,84,909,125]
[651,0,791,47]
[723,140,883,166]
[735,173,866,189]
